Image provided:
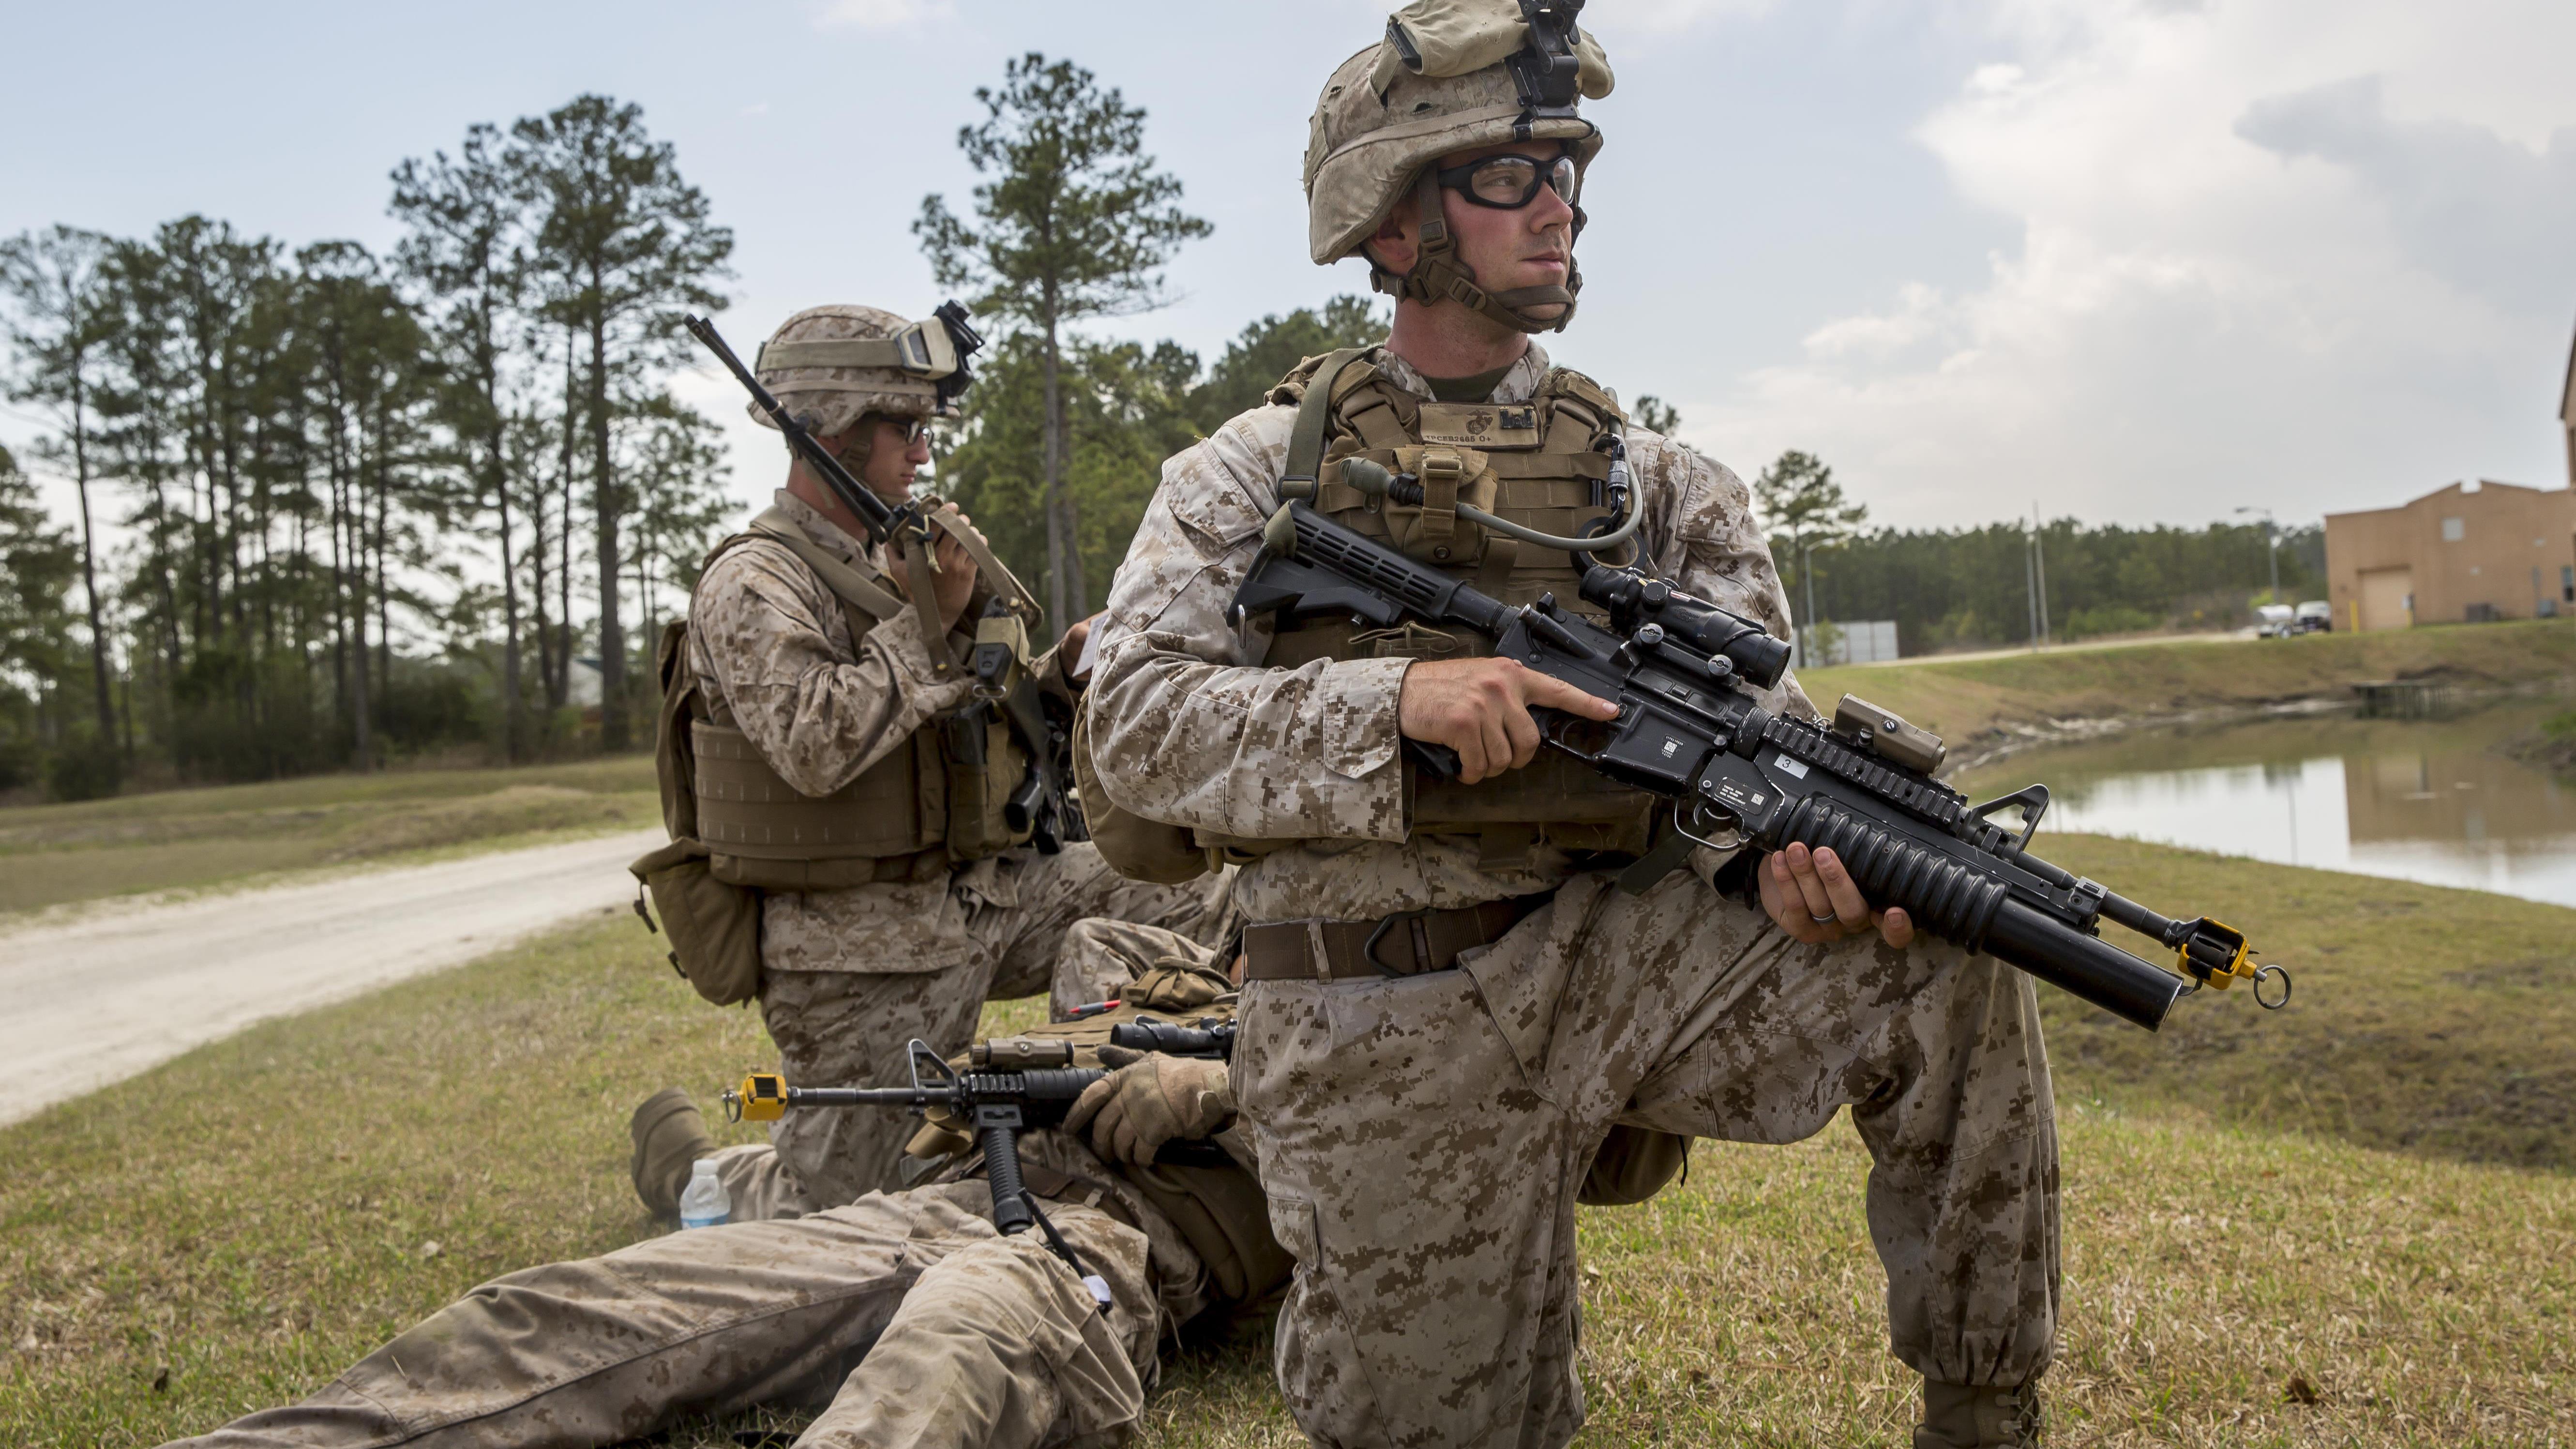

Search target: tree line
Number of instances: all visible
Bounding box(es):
[1750,449,2327,655]
[0,95,734,798]
[1,55,2329,804]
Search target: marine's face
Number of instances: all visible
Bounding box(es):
[1443,142,1575,321]
[1368,140,1579,327]
[818,415,934,504]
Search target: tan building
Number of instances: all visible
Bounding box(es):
[2563,323,2576,485]
[2324,479,2576,631]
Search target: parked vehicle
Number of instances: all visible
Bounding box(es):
[2257,603,2296,638]
[2294,600,2333,634]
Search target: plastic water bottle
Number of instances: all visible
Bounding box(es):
[678,1159,730,1229]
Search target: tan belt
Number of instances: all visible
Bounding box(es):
[1241,894,1552,983]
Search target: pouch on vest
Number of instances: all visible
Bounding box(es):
[1072,693,1216,884]
[1267,349,1658,859]
[631,838,764,1007]
[635,621,768,1005]
[1343,443,1499,567]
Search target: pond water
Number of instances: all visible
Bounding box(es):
[1945,700,2576,908]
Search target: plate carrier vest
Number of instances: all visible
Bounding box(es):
[1078,347,1658,881]
[658,507,1035,892]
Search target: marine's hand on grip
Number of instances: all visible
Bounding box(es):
[1759,843,1915,949]
[1396,656,1618,784]
[1064,1049,1235,1165]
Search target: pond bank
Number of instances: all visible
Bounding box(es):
[1797,617,2576,767]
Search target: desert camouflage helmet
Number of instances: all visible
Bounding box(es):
[747,304,961,436]
[1306,0,1613,333]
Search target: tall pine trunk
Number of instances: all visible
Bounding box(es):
[1039,305,1084,631]
[67,376,114,741]
[588,308,626,750]
[494,427,522,762]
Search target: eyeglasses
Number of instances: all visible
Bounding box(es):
[891,417,930,446]
[1434,151,1580,211]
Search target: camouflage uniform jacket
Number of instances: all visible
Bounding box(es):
[1087,342,1821,924]
[687,490,991,973]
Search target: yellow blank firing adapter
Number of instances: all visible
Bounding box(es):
[2176,918,2290,1008]
[725,1072,787,1123]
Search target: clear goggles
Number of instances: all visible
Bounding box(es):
[1434,150,1580,210]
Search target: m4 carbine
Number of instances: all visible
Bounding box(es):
[723,1033,1229,1303]
[1227,463,2290,1033]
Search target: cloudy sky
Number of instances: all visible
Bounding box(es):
[3,0,2570,535]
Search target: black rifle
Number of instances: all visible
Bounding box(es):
[1227,468,2290,1033]
[1107,1016,1236,1059]
[724,1039,1227,1303]
[683,304,981,548]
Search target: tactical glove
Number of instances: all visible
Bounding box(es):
[1063,1048,1235,1165]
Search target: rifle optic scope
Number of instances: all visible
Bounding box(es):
[1579,566,1793,689]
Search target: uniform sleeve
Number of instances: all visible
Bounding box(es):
[692,542,974,798]
[1085,408,1413,843]
[1634,435,1823,724]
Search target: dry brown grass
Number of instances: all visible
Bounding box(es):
[3,842,2570,1447]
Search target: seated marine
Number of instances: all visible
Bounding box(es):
[159,924,1281,1449]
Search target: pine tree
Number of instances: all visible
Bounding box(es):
[1751,450,1867,658]
[511,95,732,749]
[916,54,1208,628]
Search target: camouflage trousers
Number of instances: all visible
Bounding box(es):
[161,1179,1168,1449]
[1235,866,2059,1449]
[760,843,1227,1207]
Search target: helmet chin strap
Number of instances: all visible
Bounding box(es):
[1372,166,1582,335]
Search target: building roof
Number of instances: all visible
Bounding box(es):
[2322,477,2564,524]
[2563,316,2576,428]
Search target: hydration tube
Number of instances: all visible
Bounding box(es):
[1334,452,1646,555]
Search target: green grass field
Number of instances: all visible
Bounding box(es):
[1798,618,2576,750]
[0,756,659,916]
[4,838,2569,1447]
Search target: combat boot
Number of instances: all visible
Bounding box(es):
[1916,1379,2043,1448]
[630,1087,718,1219]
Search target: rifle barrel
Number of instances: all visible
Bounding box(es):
[683,314,908,548]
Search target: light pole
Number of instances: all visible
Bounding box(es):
[2236,505,2279,602]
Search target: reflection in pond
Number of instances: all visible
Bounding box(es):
[1947,701,2576,908]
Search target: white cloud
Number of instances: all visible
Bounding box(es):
[813,0,954,30]
[1692,0,2576,529]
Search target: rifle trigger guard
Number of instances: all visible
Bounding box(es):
[1670,797,1745,853]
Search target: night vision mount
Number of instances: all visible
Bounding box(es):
[1504,0,1587,120]
[928,299,984,412]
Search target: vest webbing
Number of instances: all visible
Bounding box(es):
[671,508,1024,881]
[1233,349,1655,861]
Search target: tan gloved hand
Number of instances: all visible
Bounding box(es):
[1063,1048,1235,1165]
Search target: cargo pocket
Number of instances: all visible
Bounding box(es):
[632,840,764,1006]
[1265,1194,1387,1445]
